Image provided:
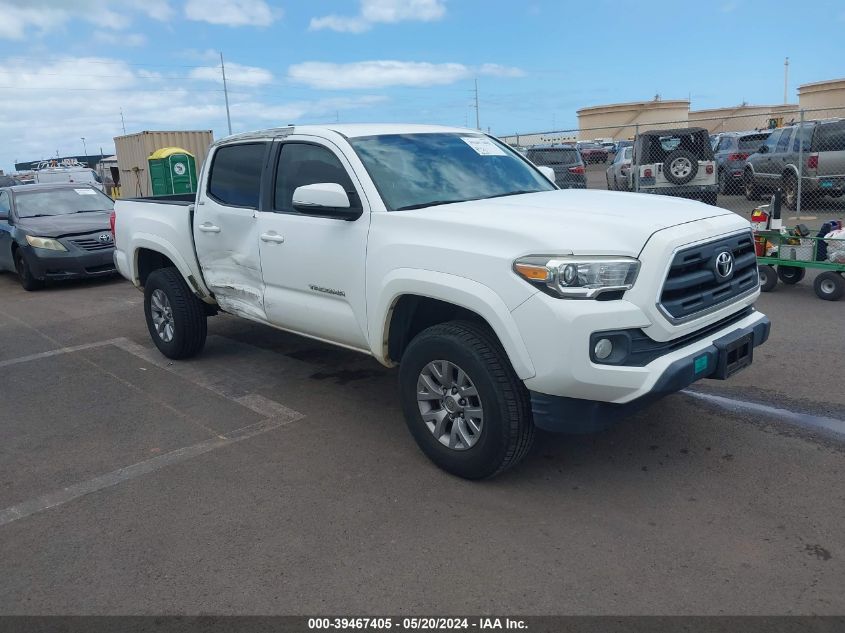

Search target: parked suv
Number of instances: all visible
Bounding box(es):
[744,119,845,209]
[631,127,718,205]
[713,131,771,194]
[525,144,587,189]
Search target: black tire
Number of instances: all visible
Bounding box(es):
[758,265,777,292]
[813,272,845,301]
[398,320,535,479]
[700,192,718,206]
[143,267,207,359]
[744,171,760,200]
[718,169,728,194]
[606,174,613,190]
[783,173,798,210]
[777,265,805,285]
[663,149,699,185]
[15,250,44,291]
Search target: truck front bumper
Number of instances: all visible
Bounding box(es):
[511,285,770,433]
[530,315,770,433]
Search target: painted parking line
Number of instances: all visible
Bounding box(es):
[0,336,305,527]
[0,338,125,369]
[0,407,303,527]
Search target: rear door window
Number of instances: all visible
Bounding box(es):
[207,143,267,208]
[813,121,845,152]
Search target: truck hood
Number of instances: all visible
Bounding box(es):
[400,189,736,255]
[14,212,111,238]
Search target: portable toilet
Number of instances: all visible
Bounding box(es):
[147,147,198,196]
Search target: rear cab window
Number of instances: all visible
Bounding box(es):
[207,143,267,208]
[776,129,793,153]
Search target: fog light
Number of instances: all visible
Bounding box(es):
[594,338,613,360]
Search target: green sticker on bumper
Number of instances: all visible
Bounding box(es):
[694,355,708,375]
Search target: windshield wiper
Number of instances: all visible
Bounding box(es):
[75,209,108,213]
[486,190,542,199]
[394,200,465,211]
[20,214,52,218]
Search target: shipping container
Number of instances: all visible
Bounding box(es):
[113,130,213,197]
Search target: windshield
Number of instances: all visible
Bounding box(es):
[349,133,554,211]
[15,187,114,218]
[527,149,580,165]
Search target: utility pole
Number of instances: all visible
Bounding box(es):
[81,137,87,156]
[473,78,480,130]
[120,108,126,134]
[221,51,233,135]
[784,57,789,104]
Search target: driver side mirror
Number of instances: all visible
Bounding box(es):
[292,183,362,221]
[0,210,9,221]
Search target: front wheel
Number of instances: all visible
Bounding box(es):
[143,267,207,359]
[744,173,760,200]
[15,251,44,291]
[758,265,777,292]
[398,321,534,479]
[814,272,845,301]
[783,174,798,210]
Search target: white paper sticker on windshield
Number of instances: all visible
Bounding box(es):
[461,136,507,156]
[74,188,97,195]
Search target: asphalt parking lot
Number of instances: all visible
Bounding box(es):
[1,208,844,615]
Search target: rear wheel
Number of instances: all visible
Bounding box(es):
[15,251,44,291]
[758,265,777,292]
[777,265,805,285]
[398,321,534,479]
[143,267,207,359]
[814,272,845,301]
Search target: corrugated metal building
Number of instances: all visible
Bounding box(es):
[114,130,213,197]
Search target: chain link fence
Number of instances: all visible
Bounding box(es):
[500,107,845,228]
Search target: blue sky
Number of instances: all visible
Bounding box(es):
[1,0,843,171]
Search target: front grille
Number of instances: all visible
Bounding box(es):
[659,231,758,321]
[71,237,113,252]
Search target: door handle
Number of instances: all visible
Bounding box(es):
[198,223,220,233]
[260,232,285,244]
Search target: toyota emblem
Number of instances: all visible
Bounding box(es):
[715,251,734,279]
[98,233,113,244]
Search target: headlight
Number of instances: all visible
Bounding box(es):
[513,255,640,299]
[25,235,67,252]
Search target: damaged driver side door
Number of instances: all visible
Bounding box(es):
[193,141,270,321]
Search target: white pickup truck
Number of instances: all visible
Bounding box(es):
[113,124,770,479]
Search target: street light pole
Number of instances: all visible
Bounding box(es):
[81,137,87,157]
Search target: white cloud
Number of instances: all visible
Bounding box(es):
[360,0,445,23]
[189,62,274,87]
[0,0,172,39]
[309,15,370,34]
[185,0,279,27]
[310,0,445,33]
[0,55,385,171]
[94,31,148,47]
[288,60,524,90]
